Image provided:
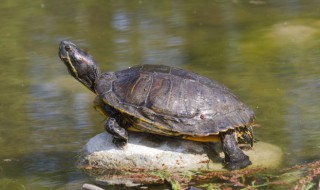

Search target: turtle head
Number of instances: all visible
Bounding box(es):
[59,40,100,93]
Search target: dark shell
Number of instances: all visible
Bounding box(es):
[95,64,254,136]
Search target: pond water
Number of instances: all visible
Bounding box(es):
[0,0,319,189]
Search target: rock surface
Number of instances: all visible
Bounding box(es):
[78,132,282,186]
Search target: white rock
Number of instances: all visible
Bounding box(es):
[79,132,282,185]
[82,132,215,171]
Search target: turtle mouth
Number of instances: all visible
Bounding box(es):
[59,51,67,60]
[58,41,68,60]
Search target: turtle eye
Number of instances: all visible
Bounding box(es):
[65,45,71,51]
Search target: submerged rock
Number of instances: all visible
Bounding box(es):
[78,132,282,186]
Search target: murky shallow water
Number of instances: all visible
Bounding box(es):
[0,1,319,189]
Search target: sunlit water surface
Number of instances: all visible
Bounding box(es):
[0,1,319,189]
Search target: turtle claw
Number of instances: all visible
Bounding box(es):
[224,157,252,170]
[112,138,128,149]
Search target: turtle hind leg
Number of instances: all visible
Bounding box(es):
[220,130,252,170]
[105,117,128,148]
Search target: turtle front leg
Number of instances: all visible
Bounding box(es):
[105,117,128,148]
[220,130,252,170]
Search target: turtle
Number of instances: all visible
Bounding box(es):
[58,40,255,170]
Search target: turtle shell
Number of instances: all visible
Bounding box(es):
[95,64,254,137]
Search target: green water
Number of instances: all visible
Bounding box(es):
[0,0,319,189]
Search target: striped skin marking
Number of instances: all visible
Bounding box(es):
[66,51,88,89]
[237,126,254,146]
[66,51,79,79]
